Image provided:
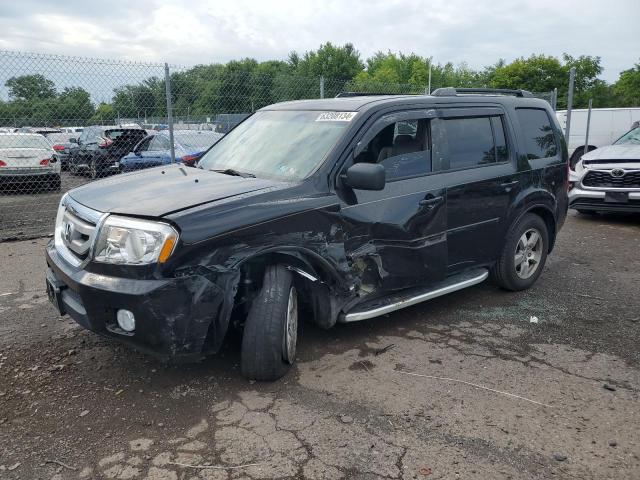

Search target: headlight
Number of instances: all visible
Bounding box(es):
[94,215,178,265]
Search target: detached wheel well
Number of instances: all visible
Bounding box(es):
[570,145,597,169]
[527,207,556,253]
[235,252,343,330]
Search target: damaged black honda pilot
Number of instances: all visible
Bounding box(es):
[46,88,568,380]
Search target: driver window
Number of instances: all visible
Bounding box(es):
[355,117,431,181]
[136,137,152,152]
[148,136,164,151]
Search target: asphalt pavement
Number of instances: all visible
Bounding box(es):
[0,211,639,479]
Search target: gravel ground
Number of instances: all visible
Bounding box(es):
[0,172,90,241]
[0,211,639,479]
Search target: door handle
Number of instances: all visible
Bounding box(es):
[419,196,443,208]
[500,180,519,188]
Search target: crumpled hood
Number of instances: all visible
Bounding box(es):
[68,164,285,217]
[582,144,640,162]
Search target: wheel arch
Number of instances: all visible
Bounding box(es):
[512,203,557,253]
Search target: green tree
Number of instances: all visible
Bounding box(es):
[57,87,94,123]
[5,74,56,101]
[89,103,116,125]
[613,61,640,106]
[489,54,565,92]
[295,42,364,79]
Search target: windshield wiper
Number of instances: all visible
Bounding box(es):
[210,168,255,178]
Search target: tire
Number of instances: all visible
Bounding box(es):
[241,265,298,381]
[491,213,549,291]
[89,161,99,180]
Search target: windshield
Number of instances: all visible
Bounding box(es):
[0,134,51,149]
[614,127,640,145]
[197,110,355,180]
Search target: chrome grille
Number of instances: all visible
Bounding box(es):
[582,170,640,189]
[61,209,94,258]
[55,196,103,266]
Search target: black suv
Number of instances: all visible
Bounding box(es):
[45,88,568,380]
[68,126,147,178]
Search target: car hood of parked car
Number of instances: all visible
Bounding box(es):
[582,144,640,162]
[68,164,286,217]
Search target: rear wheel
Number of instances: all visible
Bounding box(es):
[491,213,549,291]
[241,265,298,381]
[89,161,99,179]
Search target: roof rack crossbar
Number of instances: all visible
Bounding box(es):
[335,92,419,98]
[432,87,533,98]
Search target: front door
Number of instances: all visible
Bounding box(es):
[337,109,447,293]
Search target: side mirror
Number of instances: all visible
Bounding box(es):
[69,138,77,143]
[343,163,385,191]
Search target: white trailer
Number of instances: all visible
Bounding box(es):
[556,107,640,168]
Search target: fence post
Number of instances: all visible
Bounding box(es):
[164,63,176,164]
[552,87,558,111]
[427,62,432,95]
[565,67,575,140]
[583,98,593,161]
[320,76,325,99]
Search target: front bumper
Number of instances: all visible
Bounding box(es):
[568,187,640,212]
[45,241,236,361]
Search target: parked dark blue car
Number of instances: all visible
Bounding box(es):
[119,130,224,171]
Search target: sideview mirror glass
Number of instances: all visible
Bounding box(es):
[344,163,385,191]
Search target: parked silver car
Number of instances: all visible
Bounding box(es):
[0,133,60,191]
[569,127,640,213]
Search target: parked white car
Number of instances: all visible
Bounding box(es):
[569,126,640,214]
[61,126,84,133]
[556,107,640,168]
[0,133,60,191]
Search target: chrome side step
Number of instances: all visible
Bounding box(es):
[340,268,489,323]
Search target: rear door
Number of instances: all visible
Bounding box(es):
[338,109,447,292]
[431,107,517,272]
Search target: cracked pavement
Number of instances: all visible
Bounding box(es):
[0,211,639,479]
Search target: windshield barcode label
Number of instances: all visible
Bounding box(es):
[316,112,358,122]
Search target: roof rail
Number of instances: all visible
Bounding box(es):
[335,92,418,98]
[432,87,533,98]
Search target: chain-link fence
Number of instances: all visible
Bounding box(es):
[0,49,557,241]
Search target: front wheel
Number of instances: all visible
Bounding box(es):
[241,265,298,381]
[491,213,549,291]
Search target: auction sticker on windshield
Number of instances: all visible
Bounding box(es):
[316,112,358,122]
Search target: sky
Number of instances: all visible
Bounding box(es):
[0,0,637,83]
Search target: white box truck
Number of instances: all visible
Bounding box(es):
[556,107,640,168]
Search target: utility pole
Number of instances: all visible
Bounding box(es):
[565,67,576,140]
[164,63,175,164]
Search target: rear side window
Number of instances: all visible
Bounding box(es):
[434,116,504,170]
[516,108,558,159]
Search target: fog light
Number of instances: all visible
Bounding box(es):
[116,309,135,332]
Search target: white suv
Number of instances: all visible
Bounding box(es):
[569,127,640,214]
